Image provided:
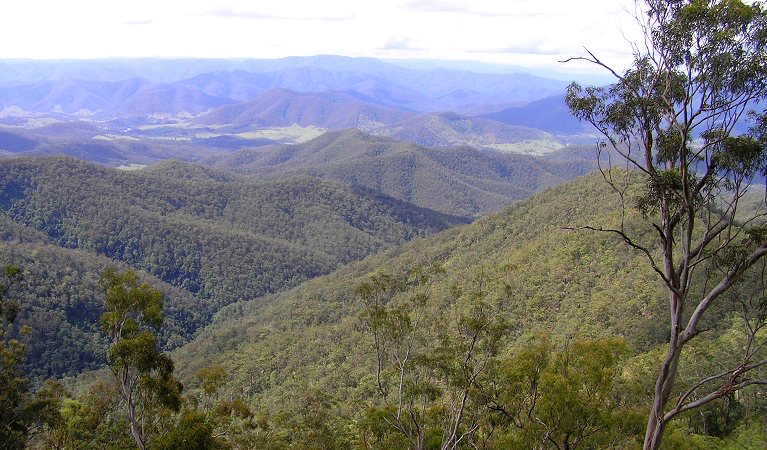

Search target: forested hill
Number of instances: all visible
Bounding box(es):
[368,111,563,150]
[170,171,667,427]
[204,129,599,217]
[168,170,749,447]
[0,124,242,166]
[0,229,212,380]
[193,88,418,130]
[0,155,466,379]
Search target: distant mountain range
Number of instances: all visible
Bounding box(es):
[0,77,236,117]
[480,94,589,135]
[0,56,571,117]
[193,88,417,131]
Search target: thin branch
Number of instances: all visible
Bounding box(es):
[560,47,625,81]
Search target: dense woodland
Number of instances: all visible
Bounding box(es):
[203,129,598,217]
[0,156,462,380]
[3,171,766,448]
[2,0,767,448]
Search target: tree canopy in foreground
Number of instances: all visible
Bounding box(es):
[566,0,767,448]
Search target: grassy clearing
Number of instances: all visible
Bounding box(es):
[484,139,564,155]
[93,134,141,142]
[134,123,326,144]
[116,164,147,171]
[235,125,327,143]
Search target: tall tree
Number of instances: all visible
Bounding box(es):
[565,0,767,448]
[0,264,27,449]
[100,268,182,450]
[358,267,508,450]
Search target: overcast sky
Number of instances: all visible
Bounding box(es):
[1,0,641,77]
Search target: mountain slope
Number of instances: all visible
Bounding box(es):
[480,94,588,135]
[0,156,466,379]
[169,171,681,419]
[0,226,212,380]
[0,156,464,301]
[204,129,597,217]
[194,88,417,130]
[369,111,563,151]
[0,125,233,166]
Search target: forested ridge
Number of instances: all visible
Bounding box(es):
[166,171,766,448]
[0,155,464,380]
[2,164,766,448]
[204,129,598,216]
[2,0,767,446]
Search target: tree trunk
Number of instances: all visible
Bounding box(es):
[127,401,145,450]
[644,334,683,450]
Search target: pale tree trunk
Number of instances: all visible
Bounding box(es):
[127,402,146,450]
[644,341,682,450]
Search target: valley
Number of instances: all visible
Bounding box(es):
[1,45,766,450]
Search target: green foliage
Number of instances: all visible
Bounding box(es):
[567,0,767,446]
[188,365,258,447]
[206,129,598,217]
[100,268,182,450]
[169,172,670,443]
[151,412,217,450]
[0,156,458,308]
[489,338,641,449]
[0,263,31,449]
[0,154,460,380]
[0,239,207,380]
[36,381,135,450]
[272,390,353,449]
[0,264,21,323]
[359,267,562,449]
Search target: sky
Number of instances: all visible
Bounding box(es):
[0,0,642,78]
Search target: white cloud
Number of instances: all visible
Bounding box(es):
[193,3,357,21]
[0,0,641,75]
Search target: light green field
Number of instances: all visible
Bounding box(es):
[116,164,147,171]
[235,125,326,143]
[135,123,326,145]
[484,139,564,155]
[93,134,141,142]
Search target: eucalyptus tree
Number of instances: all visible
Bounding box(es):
[0,264,27,449]
[357,267,509,450]
[567,0,767,449]
[566,1,767,448]
[100,268,182,450]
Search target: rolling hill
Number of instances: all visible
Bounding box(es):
[193,88,417,131]
[0,155,466,380]
[369,111,564,152]
[204,129,598,217]
[480,94,589,135]
[166,171,678,436]
[163,168,759,448]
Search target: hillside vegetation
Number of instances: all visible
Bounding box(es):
[164,170,760,447]
[0,156,464,380]
[369,111,564,152]
[204,129,598,216]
